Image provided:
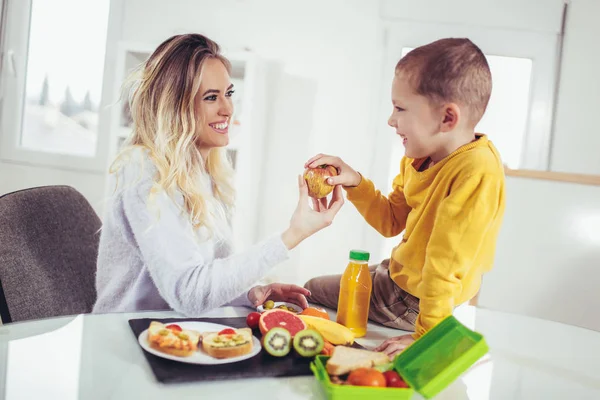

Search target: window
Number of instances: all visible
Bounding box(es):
[1,0,112,171]
[478,55,533,169]
[21,0,109,157]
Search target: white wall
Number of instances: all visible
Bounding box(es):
[0,162,106,215]
[550,0,600,175]
[380,0,564,33]
[479,175,600,332]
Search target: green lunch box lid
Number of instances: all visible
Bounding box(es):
[393,315,489,398]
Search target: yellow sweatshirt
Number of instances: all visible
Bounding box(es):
[345,135,505,338]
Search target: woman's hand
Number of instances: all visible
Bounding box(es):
[282,175,344,250]
[248,283,311,309]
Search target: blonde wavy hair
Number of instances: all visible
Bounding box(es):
[111,34,235,238]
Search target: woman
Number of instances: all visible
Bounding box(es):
[93,33,343,315]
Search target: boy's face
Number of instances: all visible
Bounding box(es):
[388,73,445,160]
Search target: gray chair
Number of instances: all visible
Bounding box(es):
[0,186,100,323]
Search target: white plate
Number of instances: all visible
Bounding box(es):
[256,301,302,314]
[138,321,261,365]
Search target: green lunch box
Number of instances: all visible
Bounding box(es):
[310,315,489,399]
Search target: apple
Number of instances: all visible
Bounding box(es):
[303,165,338,199]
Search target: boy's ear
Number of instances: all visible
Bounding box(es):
[440,103,460,132]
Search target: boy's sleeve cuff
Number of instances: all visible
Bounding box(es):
[343,173,372,200]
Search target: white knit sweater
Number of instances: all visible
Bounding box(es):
[93,149,289,315]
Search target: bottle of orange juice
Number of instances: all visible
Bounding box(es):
[336,250,372,337]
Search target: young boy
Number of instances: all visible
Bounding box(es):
[304,38,506,357]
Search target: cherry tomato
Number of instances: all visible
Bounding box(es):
[165,324,182,332]
[383,370,409,388]
[347,368,386,387]
[246,312,261,329]
[218,328,236,335]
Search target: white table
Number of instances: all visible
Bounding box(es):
[0,306,599,400]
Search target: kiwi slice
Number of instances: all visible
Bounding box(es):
[262,327,291,357]
[293,329,324,357]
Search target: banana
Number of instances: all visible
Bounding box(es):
[298,315,355,345]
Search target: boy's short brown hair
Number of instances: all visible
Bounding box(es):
[396,38,492,127]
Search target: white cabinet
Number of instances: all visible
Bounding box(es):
[107,42,149,160]
[107,41,271,250]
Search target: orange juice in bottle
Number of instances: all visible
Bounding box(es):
[336,250,372,337]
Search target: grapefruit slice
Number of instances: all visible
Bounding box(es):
[259,309,307,337]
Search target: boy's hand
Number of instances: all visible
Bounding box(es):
[305,154,362,187]
[374,334,415,358]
